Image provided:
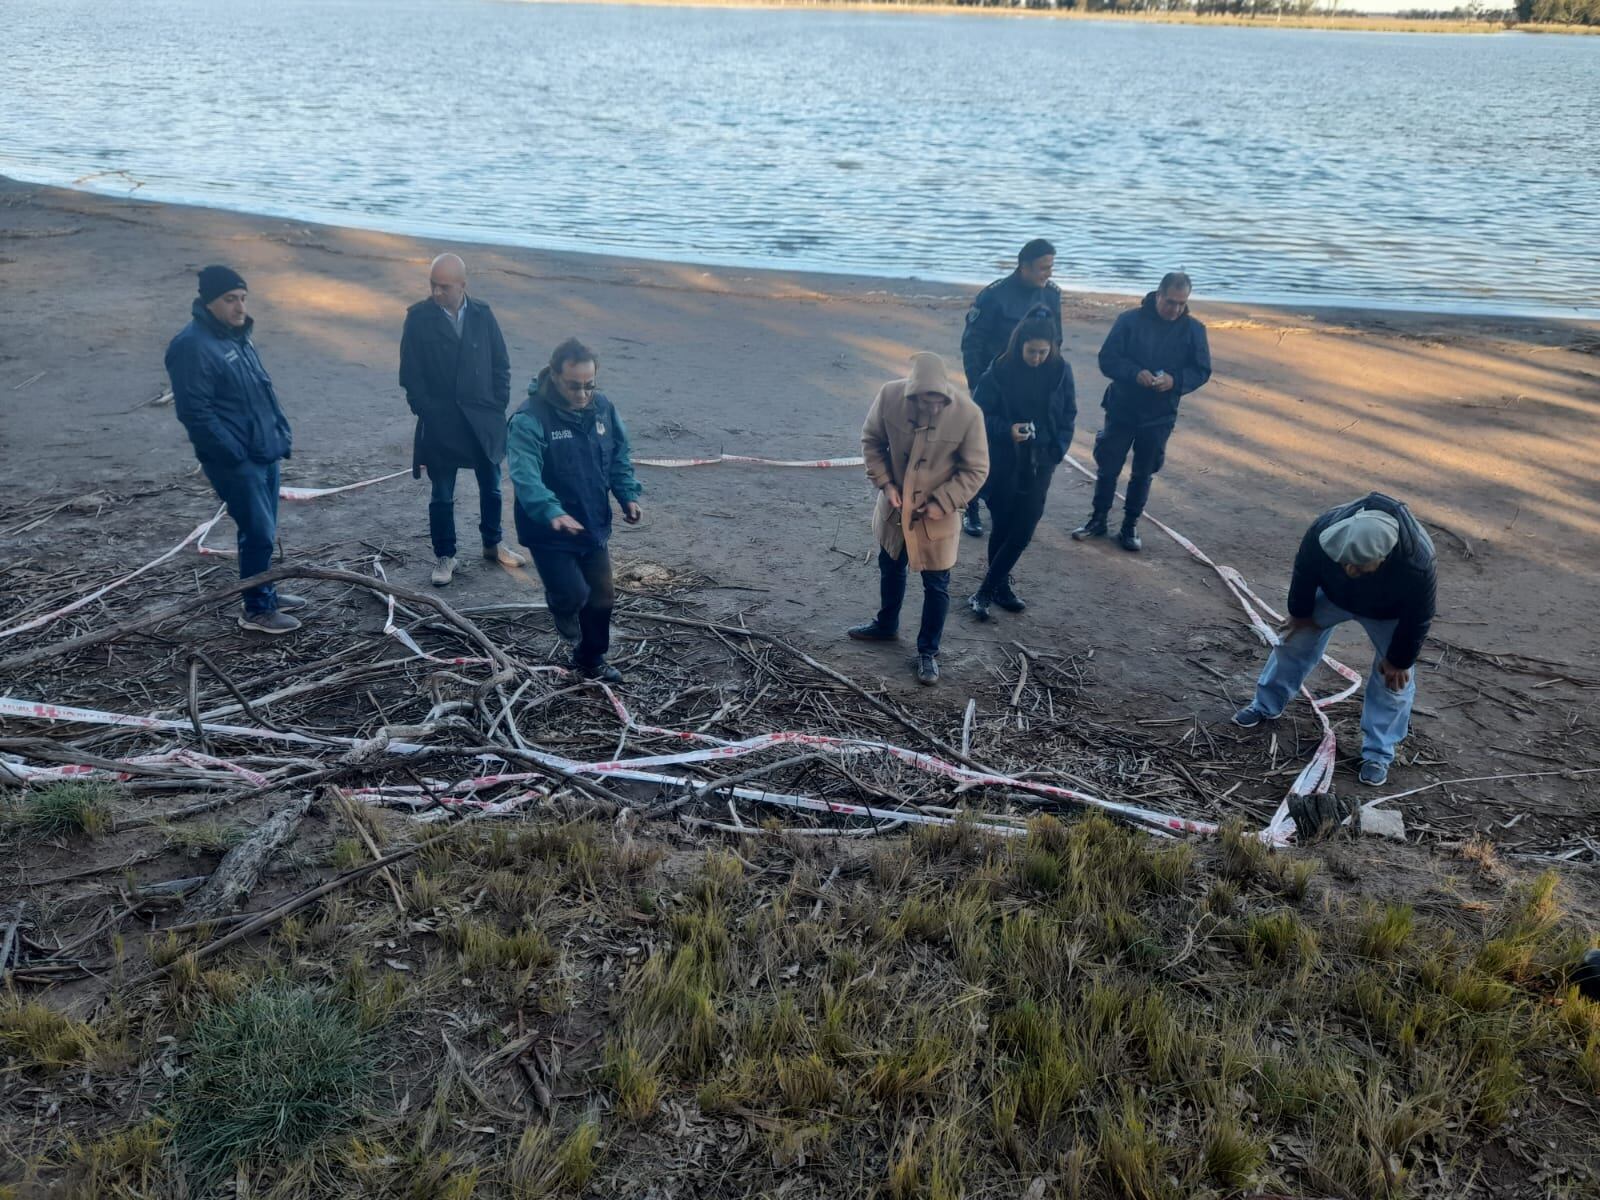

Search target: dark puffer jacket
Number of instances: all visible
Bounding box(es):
[1287,492,1438,670]
[1096,291,1212,424]
[165,299,291,467]
[972,356,1076,495]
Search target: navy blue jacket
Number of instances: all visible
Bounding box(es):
[1097,292,1212,425]
[506,373,643,555]
[166,300,292,467]
[1287,492,1437,671]
[399,296,511,476]
[973,356,1075,495]
[961,273,1063,390]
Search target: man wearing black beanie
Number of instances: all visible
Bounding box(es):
[166,265,306,633]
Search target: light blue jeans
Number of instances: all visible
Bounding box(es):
[1252,589,1417,768]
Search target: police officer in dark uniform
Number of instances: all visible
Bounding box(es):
[506,338,644,682]
[959,239,1063,537]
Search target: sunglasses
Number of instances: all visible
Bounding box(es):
[561,379,598,393]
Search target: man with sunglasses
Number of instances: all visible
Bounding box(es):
[507,338,643,682]
[400,253,527,587]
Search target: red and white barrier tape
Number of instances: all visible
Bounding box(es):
[278,470,410,502]
[633,453,866,469]
[0,508,227,641]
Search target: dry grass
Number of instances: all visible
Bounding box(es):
[4,810,1598,1197]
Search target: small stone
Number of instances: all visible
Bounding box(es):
[1361,806,1407,841]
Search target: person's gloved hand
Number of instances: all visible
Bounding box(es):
[1288,790,1355,842]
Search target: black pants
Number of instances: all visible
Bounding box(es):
[983,467,1055,592]
[530,545,615,667]
[1090,415,1177,525]
[875,548,950,657]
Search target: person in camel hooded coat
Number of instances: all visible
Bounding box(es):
[855,352,989,669]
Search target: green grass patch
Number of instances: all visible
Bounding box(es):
[165,984,374,1184]
[2,782,114,839]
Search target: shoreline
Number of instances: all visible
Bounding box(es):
[506,0,1600,36]
[6,173,1596,325]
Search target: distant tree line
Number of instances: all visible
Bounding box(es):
[1514,0,1600,21]
[946,0,1599,21]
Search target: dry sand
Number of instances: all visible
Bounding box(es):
[2,176,1598,852]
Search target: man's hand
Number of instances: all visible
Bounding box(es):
[883,483,902,510]
[923,498,948,522]
[622,502,643,524]
[1136,369,1158,389]
[551,514,584,535]
[1151,372,1175,393]
[1378,658,1411,691]
[1010,422,1033,444]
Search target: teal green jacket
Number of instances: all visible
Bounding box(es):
[507,373,642,552]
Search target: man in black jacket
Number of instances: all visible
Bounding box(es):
[1232,493,1437,787]
[166,265,305,635]
[959,238,1062,537]
[1072,272,1211,552]
[400,253,527,586]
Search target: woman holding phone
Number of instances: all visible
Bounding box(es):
[968,318,1076,620]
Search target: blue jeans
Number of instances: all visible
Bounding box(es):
[1252,589,1417,768]
[429,462,503,558]
[876,548,950,657]
[200,458,280,615]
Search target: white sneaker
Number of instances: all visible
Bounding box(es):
[484,543,527,568]
[430,555,457,587]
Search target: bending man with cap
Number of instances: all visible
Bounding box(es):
[850,352,989,686]
[166,265,305,634]
[1232,493,1437,787]
[400,253,527,587]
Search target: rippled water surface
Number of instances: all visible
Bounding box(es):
[4,0,1597,314]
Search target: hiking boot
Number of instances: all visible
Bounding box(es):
[1071,514,1108,541]
[238,610,301,635]
[847,621,898,642]
[484,543,527,567]
[275,593,308,613]
[967,589,993,622]
[575,660,624,684]
[916,654,940,685]
[1358,761,1389,787]
[430,555,457,586]
[550,610,581,643]
[961,506,983,537]
[1231,704,1272,729]
[1117,523,1143,553]
[991,579,1026,613]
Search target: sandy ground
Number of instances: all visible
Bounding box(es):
[2,176,1598,854]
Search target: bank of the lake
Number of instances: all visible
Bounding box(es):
[513,0,1600,35]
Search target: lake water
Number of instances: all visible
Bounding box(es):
[4,0,1597,316]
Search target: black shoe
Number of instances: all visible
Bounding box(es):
[1071,514,1109,541]
[551,610,581,643]
[916,654,939,685]
[847,621,898,642]
[575,660,624,684]
[961,507,983,537]
[1117,524,1143,553]
[967,589,993,622]
[991,580,1026,613]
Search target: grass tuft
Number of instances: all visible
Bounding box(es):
[2,782,114,839]
[0,995,101,1072]
[166,984,373,1183]
[506,1116,600,1197]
